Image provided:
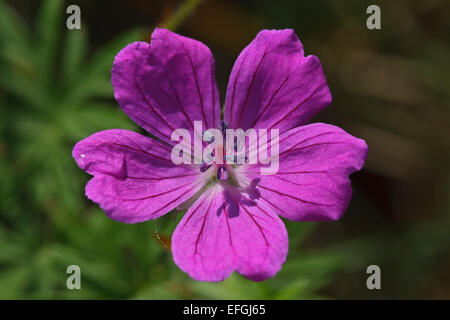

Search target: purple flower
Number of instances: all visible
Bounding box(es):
[73,28,368,281]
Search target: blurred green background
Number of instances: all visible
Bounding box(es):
[0,0,449,299]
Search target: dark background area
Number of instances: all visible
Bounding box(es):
[0,0,449,299]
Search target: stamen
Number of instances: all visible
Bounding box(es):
[234,136,239,152]
[217,166,229,181]
[219,120,229,136]
[203,130,215,143]
[200,162,212,173]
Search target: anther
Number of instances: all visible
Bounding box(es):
[217,166,229,181]
[200,162,212,173]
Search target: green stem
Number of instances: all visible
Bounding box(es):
[160,0,205,31]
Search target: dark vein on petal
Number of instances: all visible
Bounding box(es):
[245,167,328,174]
[280,141,352,158]
[274,170,328,175]
[180,42,209,129]
[268,80,323,131]
[258,194,289,217]
[224,202,233,249]
[194,189,216,255]
[237,48,268,128]
[110,143,170,163]
[152,139,175,153]
[247,122,309,156]
[280,131,342,155]
[258,184,333,206]
[117,48,174,142]
[162,65,207,148]
[121,180,194,201]
[254,131,345,160]
[249,74,291,128]
[147,181,204,216]
[210,59,217,127]
[180,193,208,230]
[134,77,178,133]
[241,196,275,222]
[136,117,173,142]
[162,66,196,131]
[228,57,245,126]
[270,175,314,187]
[113,181,204,222]
[240,203,269,249]
[125,172,199,181]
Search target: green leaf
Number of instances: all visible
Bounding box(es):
[36,0,64,88]
[62,27,88,87]
[0,0,30,54]
[62,28,145,104]
[191,274,269,299]
[0,265,32,299]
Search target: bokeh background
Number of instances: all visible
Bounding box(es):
[0,0,449,299]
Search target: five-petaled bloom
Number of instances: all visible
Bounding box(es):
[73,28,368,281]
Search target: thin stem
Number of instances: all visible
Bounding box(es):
[160,0,205,31]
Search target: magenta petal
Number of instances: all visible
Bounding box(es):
[111,28,220,143]
[242,123,368,221]
[224,29,331,132]
[72,129,205,223]
[172,184,288,281]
